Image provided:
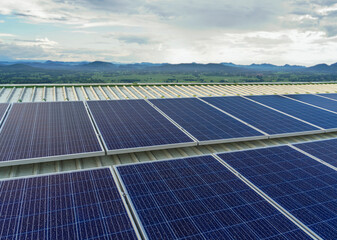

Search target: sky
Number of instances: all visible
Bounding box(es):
[0,0,337,65]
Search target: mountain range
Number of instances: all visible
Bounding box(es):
[1,60,337,74]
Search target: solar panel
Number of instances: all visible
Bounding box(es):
[116,155,311,240]
[0,103,9,125]
[202,96,319,136]
[294,138,337,169]
[0,168,139,239]
[87,100,195,154]
[248,95,337,130]
[217,145,337,240]
[286,94,337,113]
[319,93,337,101]
[149,98,265,144]
[0,102,104,166]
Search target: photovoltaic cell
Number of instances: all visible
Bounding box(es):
[0,168,139,239]
[0,103,9,124]
[217,146,337,240]
[202,96,318,135]
[286,94,337,113]
[248,95,337,129]
[294,138,337,168]
[149,98,264,143]
[87,100,194,153]
[0,102,103,164]
[319,93,337,101]
[116,155,310,240]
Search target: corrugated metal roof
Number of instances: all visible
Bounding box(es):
[1,83,337,103]
[1,82,337,179]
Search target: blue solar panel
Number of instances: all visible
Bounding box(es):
[286,94,337,113]
[0,102,103,165]
[149,98,264,143]
[319,93,337,101]
[294,138,337,168]
[217,145,337,240]
[116,155,311,240]
[202,96,318,135]
[0,103,9,124]
[248,95,337,129]
[87,100,194,153]
[0,168,139,239]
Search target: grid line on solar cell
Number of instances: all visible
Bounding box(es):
[0,102,103,164]
[202,96,318,135]
[116,155,311,240]
[294,138,337,169]
[318,93,337,101]
[0,103,9,125]
[0,168,139,240]
[87,100,194,153]
[217,145,337,240]
[248,95,337,129]
[285,94,337,113]
[149,98,264,143]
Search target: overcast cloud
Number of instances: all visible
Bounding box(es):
[0,0,337,65]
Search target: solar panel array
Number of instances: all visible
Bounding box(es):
[248,95,337,129]
[218,145,337,240]
[2,94,337,165]
[3,92,337,240]
[0,103,9,124]
[87,100,195,154]
[0,168,139,239]
[150,98,265,143]
[286,94,337,113]
[0,102,103,165]
[295,138,337,168]
[202,96,318,135]
[116,155,310,240]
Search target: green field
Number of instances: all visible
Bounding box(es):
[1,68,337,84]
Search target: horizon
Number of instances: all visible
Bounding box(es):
[0,59,335,68]
[1,1,337,66]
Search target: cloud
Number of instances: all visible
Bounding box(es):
[243,35,293,48]
[104,33,155,45]
[0,1,334,34]
[13,38,58,48]
[70,30,96,34]
[0,36,59,61]
[116,35,151,45]
[0,33,15,37]
[0,42,50,60]
[0,0,287,29]
[1,0,337,65]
